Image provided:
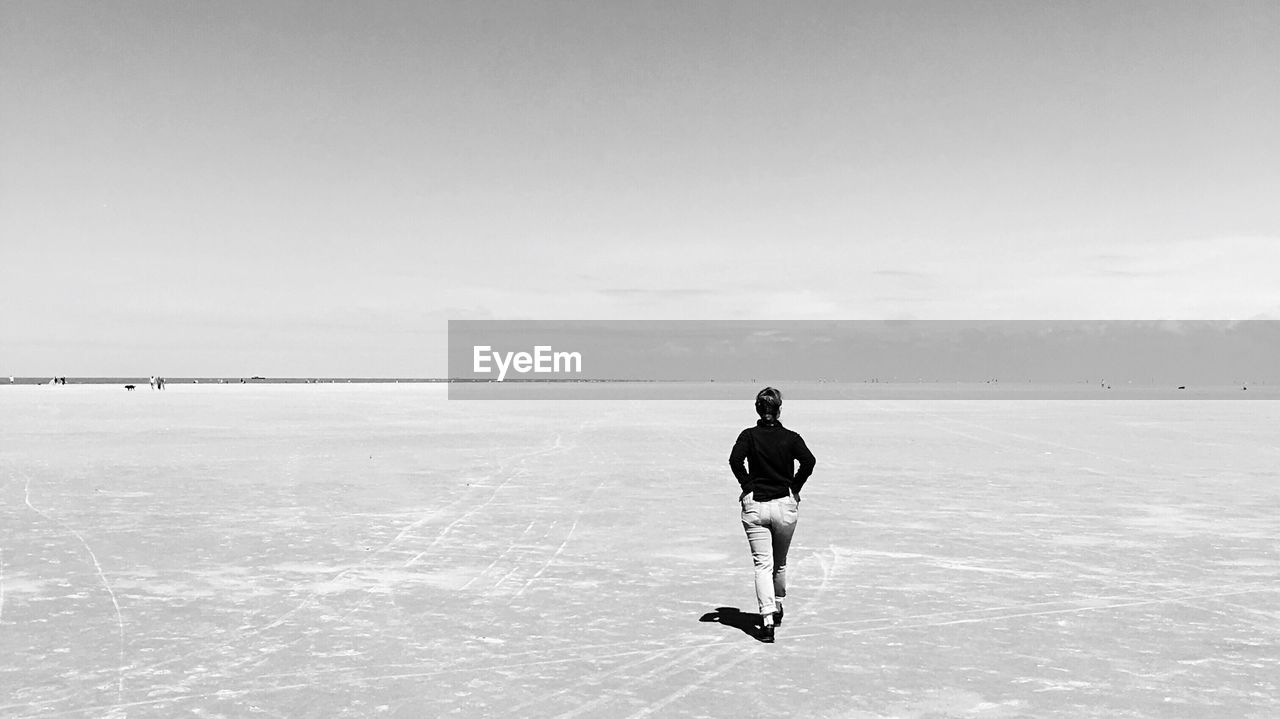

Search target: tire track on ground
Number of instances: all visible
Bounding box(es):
[620,649,752,719]
[207,423,591,715]
[27,583,1278,719]
[65,424,583,710]
[20,470,128,717]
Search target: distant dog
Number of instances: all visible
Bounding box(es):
[125,384,136,391]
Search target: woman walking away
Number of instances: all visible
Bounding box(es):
[729,387,816,642]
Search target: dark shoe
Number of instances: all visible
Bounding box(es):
[759,623,775,643]
[774,604,784,627]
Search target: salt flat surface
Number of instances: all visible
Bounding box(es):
[2,385,1278,718]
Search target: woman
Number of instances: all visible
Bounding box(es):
[728,387,817,642]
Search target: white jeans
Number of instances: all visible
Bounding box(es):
[740,492,799,616]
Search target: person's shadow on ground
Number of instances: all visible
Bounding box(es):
[699,606,770,642]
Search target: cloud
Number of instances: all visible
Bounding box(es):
[747,329,796,343]
[870,269,934,279]
[1094,268,1165,278]
[596,288,716,299]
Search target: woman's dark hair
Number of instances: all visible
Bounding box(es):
[755,386,782,419]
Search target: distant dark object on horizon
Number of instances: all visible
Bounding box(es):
[1178,386,1186,390]
[124,384,136,391]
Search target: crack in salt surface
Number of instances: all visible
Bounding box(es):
[23,471,128,716]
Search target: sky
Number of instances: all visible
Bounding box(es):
[2,1,1278,377]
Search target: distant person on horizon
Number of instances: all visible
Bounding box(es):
[729,386,816,643]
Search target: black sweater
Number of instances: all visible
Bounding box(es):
[729,419,817,501]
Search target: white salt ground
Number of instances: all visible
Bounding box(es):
[1,384,1277,718]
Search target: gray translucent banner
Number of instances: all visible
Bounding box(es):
[447,320,1279,399]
